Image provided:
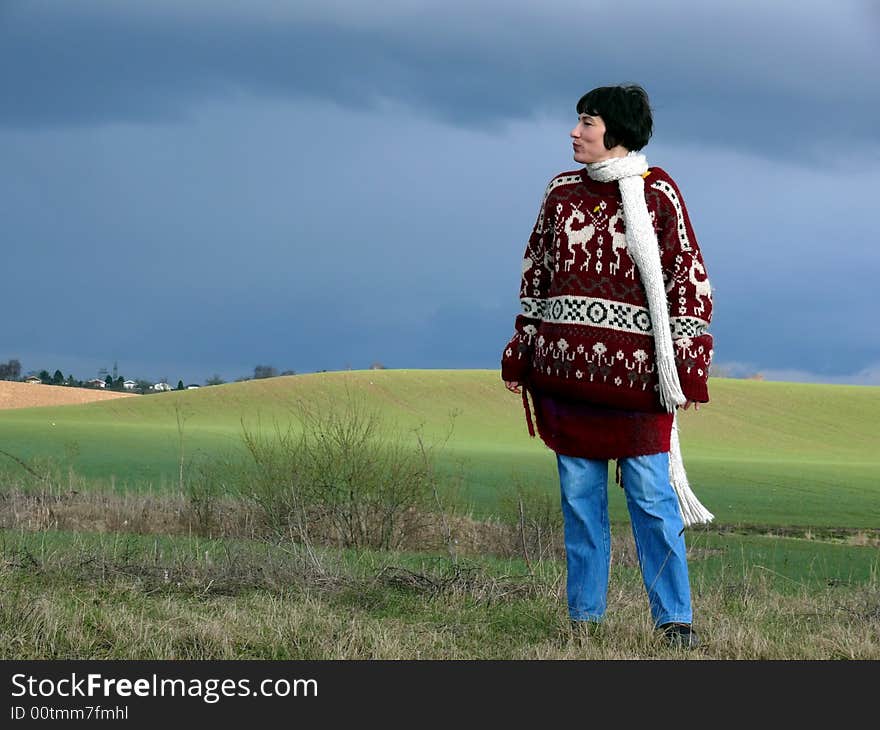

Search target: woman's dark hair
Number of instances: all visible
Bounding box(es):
[576,84,653,151]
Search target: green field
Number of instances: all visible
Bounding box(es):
[0,370,878,529]
[2,370,879,659]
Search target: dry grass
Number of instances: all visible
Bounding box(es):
[0,485,729,565]
[1,531,878,659]
[1,479,877,659]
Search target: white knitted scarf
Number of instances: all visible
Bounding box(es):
[585,151,714,527]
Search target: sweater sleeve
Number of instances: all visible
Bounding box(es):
[652,171,714,403]
[500,179,557,383]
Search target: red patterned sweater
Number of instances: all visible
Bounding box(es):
[500,166,714,458]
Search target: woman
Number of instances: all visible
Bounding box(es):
[500,84,714,649]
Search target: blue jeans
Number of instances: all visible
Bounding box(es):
[556,451,693,627]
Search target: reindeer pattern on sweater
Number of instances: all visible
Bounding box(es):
[501,166,714,414]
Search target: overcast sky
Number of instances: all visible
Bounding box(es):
[2,0,878,385]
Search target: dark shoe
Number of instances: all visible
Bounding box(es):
[658,622,700,650]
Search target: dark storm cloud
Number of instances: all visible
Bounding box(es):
[2,1,878,162]
[3,1,879,386]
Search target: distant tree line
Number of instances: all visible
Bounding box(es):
[0,358,373,391]
[233,365,297,382]
[0,358,190,395]
[0,359,22,380]
[252,365,297,379]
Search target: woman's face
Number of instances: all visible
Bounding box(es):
[571,113,615,164]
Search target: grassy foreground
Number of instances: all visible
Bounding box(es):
[2,527,878,660]
[1,478,878,659]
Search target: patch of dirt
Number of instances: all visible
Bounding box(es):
[0,380,137,410]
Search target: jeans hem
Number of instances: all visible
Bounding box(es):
[653,615,693,628]
[569,612,604,623]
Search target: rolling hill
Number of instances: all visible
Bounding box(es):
[0,370,877,529]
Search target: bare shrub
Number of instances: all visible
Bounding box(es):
[499,481,565,569]
[183,455,245,538]
[237,416,313,541]
[237,388,440,551]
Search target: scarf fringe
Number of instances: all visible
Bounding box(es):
[669,414,714,526]
[657,357,686,413]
